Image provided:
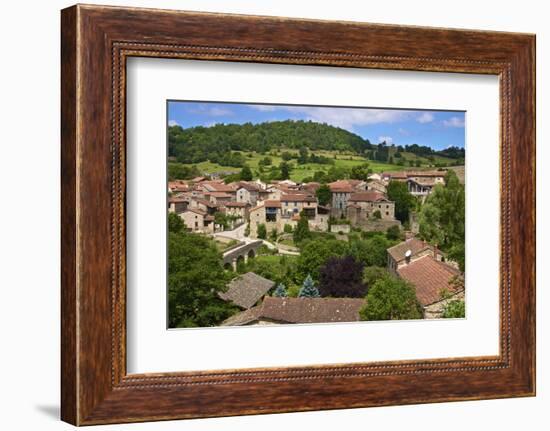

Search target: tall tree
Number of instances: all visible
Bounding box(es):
[315,183,332,206]
[418,170,465,269]
[239,165,253,181]
[168,231,237,327]
[349,163,371,181]
[298,275,320,298]
[293,211,311,244]
[386,180,416,223]
[318,256,367,298]
[279,162,291,180]
[359,277,423,321]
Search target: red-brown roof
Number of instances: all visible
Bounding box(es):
[328,181,353,193]
[237,181,261,192]
[264,200,282,208]
[387,238,430,262]
[397,256,462,306]
[348,191,387,202]
[184,208,207,216]
[193,198,218,208]
[224,201,248,208]
[222,297,366,326]
[280,194,317,203]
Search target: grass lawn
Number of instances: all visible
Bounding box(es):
[180,149,461,183]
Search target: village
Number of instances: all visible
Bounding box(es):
[168,167,465,327]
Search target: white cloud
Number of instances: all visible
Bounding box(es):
[443,116,465,128]
[378,136,393,145]
[398,127,410,136]
[187,104,234,117]
[168,119,179,127]
[417,112,434,123]
[250,105,278,112]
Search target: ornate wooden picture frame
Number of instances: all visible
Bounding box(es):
[61,4,535,425]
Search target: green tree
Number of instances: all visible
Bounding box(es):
[273,283,288,297]
[297,238,349,281]
[240,165,253,181]
[349,235,390,267]
[269,228,278,241]
[214,211,230,230]
[316,184,332,206]
[386,225,401,240]
[386,180,416,224]
[168,212,185,233]
[280,162,291,180]
[293,211,311,244]
[418,170,465,269]
[373,209,382,219]
[298,146,309,164]
[283,224,293,234]
[281,151,293,161]
[257,223,267,239]
[298,275,320,298]
[362,266,392,288]
[349,163,371,181]
[360,277,423,321]
[168,231,237,327]
[442,300,465,318]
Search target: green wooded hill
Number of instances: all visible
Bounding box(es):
[169,120,370,164]
[168,120,464,166]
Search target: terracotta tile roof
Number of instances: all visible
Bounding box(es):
[328,180,353,193]
[222,297,366,326]
[193,198,218,208]
[382,171,408,180]
[264,200,282,208]
[168,196,188,203]
[224,201,249,208]
[208,192,233,198]
[280,194,317,203]
[191,176,206,183]
[218,272,275,309]
[266,297,366,323]
[348,191,388,202]
[201,182,237,193]
[407,177,437,187]
[221,306,263,326]
[397,256,462,306]
[184,208,207,216]
[387,238,430,262]
[237,181,261,192]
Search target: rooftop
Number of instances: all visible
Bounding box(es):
[222,297,366,326]
[218,272,276,309]
[348,191,388,202]
[387,238,431,261]
[397,256,462,306]
[280,194,317,203]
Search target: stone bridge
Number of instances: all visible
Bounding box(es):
[222,240,263,271]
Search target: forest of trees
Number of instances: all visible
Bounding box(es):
[168,120,464,166]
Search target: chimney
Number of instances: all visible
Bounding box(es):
[405,249,412,264]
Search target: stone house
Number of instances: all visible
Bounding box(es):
[328,180,367,217]
[280,194,318,219]
[346,191,395,221]
[386,237,446,274]
[236,182,261,206]
[167,195,188,214]
[189,198,218,215]
[180,208,215,233]
[206,191,233,205]
[224,201,249,221]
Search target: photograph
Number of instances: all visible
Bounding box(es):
[166,101,466,328]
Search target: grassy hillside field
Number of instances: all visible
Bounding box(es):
[174,149,458,182]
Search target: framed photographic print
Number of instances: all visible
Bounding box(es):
[61,4,536,425]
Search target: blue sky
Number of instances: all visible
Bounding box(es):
[168,101,465,150]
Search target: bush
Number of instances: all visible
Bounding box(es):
[360,277,423,321]
[283,224,293,234]
[257,223,267,239]
[442,300,465,318]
